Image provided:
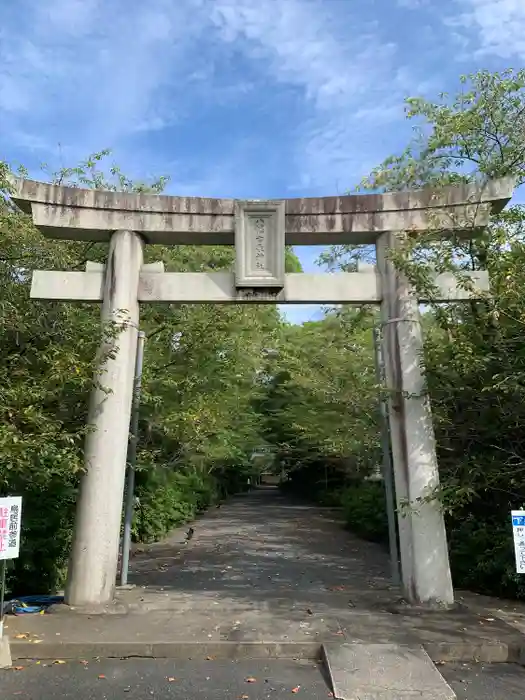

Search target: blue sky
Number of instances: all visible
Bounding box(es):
[1,0,524,323]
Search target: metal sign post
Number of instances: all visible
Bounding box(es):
[0,560,6,638]
[119,331,146,587]
[0,496,22,638]
[372,326,401,586]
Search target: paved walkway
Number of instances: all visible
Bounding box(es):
[6,487,525,661]
[128,485,396,621]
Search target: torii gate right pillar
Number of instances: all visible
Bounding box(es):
[376,232,453,606]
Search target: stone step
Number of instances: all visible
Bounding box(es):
[322,642,455,699]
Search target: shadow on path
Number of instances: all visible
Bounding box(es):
[129,486,395,611]
[123,487,525,648]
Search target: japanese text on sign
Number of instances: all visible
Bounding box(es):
[253,217,267,271]
[511,510,525,574]
[0,497,22,560]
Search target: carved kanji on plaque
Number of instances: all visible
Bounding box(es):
[234,200,285,288]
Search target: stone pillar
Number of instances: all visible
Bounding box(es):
[66,230,143,607]
[376,233,454,606]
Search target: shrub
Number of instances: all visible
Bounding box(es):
[341,481,389,544]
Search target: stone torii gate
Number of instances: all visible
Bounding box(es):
[12,177,514,609]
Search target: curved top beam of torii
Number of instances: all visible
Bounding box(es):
[10,176,514,246]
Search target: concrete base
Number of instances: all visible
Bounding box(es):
[322,643,455,700]
[46,601,130,616]
[386,600,461,614]
[0,636,12,669]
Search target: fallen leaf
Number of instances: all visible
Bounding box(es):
[245,677,257,683]
[292,686,301,693]
[205,656,214,661]
[12,666,24,671]
[53,660,66,665]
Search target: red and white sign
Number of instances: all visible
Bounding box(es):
[0,497,22,560]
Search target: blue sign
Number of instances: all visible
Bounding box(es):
[512,511,525,574]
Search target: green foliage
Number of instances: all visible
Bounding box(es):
[133,458,257,544]
[337,481,525,599]
[341,482,390,544]
[254,307,381,481]
[447,515,525,599]
[133,465,215,543]
[362,68,525,191]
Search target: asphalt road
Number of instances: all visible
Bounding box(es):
[440,661,525,700]
[1,659,331,700]
[3,658,525,699]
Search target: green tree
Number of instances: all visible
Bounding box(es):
[318,68,525,598]
[254,308,381,502]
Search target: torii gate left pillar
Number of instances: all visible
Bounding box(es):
[69,230,143,606]
[11,177,514,608]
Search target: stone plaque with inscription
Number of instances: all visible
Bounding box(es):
[234,200,285,288]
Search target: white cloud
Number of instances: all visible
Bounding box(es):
[449,0,525,59]
[202,0,415,191]
[397,0,429,8]
[207,0,374,109]
[1,0,419,193]
[0,0,221,157]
